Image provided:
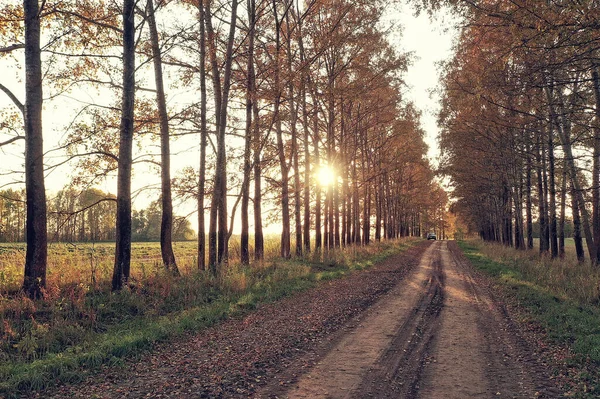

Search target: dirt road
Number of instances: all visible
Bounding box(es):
[41,241,561,399]
[257,241,560,399]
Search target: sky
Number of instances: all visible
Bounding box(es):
[387,3,460,165]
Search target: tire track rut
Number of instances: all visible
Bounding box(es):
[265,241,561,399]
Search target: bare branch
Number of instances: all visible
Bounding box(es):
[0,83,24,114]
[0,136,25,146]
[0,44,25,53]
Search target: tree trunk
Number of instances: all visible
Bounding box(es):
[22,0,48,299]
[272,0,291,259]
[547,111,558,258]
[571,181,585,263]
[240,0,256,265]
[326,80,335,250]
[147,0,179,275]
[112,0,135,291]
[525,130,533,249]
[285,11,302,257]
[205,0,237,270]
[197,1,207,270]
[591,67,600,263]
[301,85,311,253]
[252,69,264,261]
[313,98,322,250]
[535,133,547,254]
[541,131,550,252]
[558,159,567,258]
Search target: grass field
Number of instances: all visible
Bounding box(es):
[0,241,197,294]
[0,236,289,294]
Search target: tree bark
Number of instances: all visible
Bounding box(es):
[571,182,585,263]
[525,129,533,249]
[147,0,179,275]
[558,158,567,258]
[272,0,291,259]
[285,10,302,257]
[22,0,48,299]
[312,93,322,251]
[535,133,547,254]
[252,68,264,261]
[197,0,207,270]
[591,67,600,263]
[205,0,237,270]
[112,0,135,291]
[547,110,558,258]
[240,0,256,265]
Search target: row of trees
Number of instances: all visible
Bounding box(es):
[0,188,194,242]
[439,0,600,263]
[1,0,445,297]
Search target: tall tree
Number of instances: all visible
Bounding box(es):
[272,0,291,259]
[112,0,136,291]
[240,0,257,265]
[205,0,238,271]
[197,0,208,270]
[146,0,179,275]
[21,0,48,299]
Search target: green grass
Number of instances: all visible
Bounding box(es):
[459,240,600,398]
[0,238,419,398]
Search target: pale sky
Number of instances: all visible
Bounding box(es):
[390,4,460,166]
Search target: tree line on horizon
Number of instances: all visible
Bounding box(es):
[439,0,600,263]
[0,188,194,243]
[0,0,446,298]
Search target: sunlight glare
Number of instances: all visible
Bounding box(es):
[317,165,335,187]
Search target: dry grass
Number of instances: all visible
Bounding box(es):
[0,236,420,368]
[475,240,600,305]
[0,241,202,294]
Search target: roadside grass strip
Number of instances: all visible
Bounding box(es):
[458,240,600,397]
[0,239,418,398]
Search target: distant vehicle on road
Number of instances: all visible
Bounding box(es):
[427,232,437,240]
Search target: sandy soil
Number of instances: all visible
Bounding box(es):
[257,241,562,399]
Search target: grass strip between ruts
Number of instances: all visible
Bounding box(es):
[0,240,416,398]
[458,240,600,397]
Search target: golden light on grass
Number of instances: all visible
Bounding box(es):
[317,165,335,187]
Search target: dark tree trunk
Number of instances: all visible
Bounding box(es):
[525,130,533,249]
[147,0,178,275]
[285,11,302,257]
[22,0,48,299]
[240,0,256,265]
[591,67,600,263]
[197,1,208,270]
[296,7,310,254]
[272,0,290,259]
[112,0,135,291]
[313,102,322,251]
[205,0,237,270]
[535,133,547,254]
[302,87,311,253]
[252,73,264,261]
[547,114,558,258]
[559,159,567,258]
[571,182,585,263]
[541,132,550,252]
